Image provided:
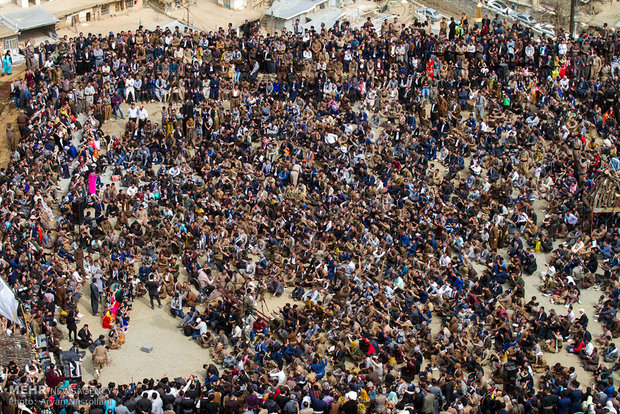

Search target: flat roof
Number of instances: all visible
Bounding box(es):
[0,7,59,31]
[266,0,328,21]
[300,7,345,31]
[155,20,197,33]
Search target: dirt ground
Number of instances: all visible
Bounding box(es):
[0,67,25,169]
[57,0,265,40]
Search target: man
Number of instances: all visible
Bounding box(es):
[136,392,153,414]
[474,92,487,121]
[92,344,110,377]
[199,394,221,414]
[192,317,208,340]
[145,275,162,309]
[125,75,136,103]
[138,105,149,129]
[77,324,93,349]
[90,275,101,316]
[170,292,186,318]
[90,334,106,352]
[112,91,124,119]
[84,82,95,106]
[127,103,139,124]
[151,392,164,414]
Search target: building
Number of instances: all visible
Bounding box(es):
[0,7,58,47]
[53,0,144,30]
[217,0,247,11]
[0,19,19,56]
[265,0,329,33]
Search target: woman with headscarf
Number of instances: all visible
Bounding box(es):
[2,51,12,75]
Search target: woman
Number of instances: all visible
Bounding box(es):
[108,322,126,349]
[2,51,12,75]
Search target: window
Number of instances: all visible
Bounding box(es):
[3,37,17,52]
[101,4,109,15]
[126,0,135,8]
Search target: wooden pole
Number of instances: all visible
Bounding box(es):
[569,0,576,38]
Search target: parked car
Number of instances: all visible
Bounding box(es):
[509,11,536,25]
[486,0,512,16]
[534,22,555,37]
[416,7,442,23]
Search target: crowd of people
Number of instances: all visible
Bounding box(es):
[1,7,620,414]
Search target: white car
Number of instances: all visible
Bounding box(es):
[509,11,536,25]
[534,23,555,37]
[416,7,442,23]
[486,0,512,16]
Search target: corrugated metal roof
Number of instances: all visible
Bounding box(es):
[1,7,59,31]
[156,20,197,34]
[266,0,328,20]
[300,7,345,31]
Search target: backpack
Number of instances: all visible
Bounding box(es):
[183,325,193,337]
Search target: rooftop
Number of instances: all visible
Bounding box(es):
[155,19,197,33]
[0,0,110,20]
[0,7,59,31]
[266,0,328,21]
[300,7,346,31]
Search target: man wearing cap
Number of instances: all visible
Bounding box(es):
[191,317,207,340]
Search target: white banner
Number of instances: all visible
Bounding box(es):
[0,277,19,324]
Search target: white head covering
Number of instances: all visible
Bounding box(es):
[346,391,358,401]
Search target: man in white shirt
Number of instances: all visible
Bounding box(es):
[150,393,163,414]
[125,76,136,103]
[439,253,451,267]
[127,103,138,124]
[269,368,286,384]
[192,318,207,339]
[84,83,95,106]
[126,184,138,197]
[230,322,242,345]
[138,105,148,128]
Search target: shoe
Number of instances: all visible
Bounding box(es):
[565,304,570,308]
[158,304,162,309]
[77,313,84,318]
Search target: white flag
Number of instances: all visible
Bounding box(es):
[0,277,19,324]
